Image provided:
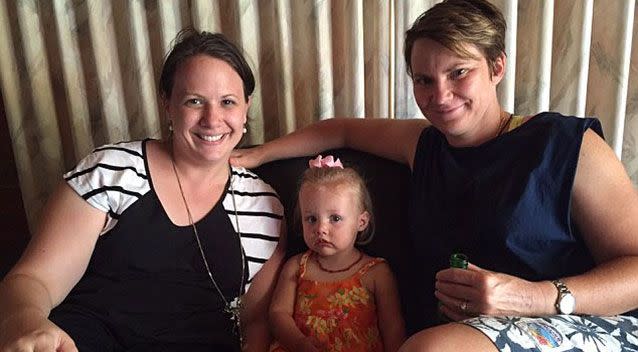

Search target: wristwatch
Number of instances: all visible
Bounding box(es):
[551,279,575,315]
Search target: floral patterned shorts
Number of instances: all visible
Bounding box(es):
[463,315,638,351]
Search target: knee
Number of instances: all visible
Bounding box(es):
[399,328,446,352]
[398,323,496,352]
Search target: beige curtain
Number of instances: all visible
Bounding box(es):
[1,0,637,233]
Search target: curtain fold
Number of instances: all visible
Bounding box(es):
[1,0,637,233]
[550,0,592,118]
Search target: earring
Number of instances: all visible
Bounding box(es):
[243,126,247,134]
[167,120,174,140]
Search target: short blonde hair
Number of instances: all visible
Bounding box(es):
[404,0,506,76]
[297,166,375,245]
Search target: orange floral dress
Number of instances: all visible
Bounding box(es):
[270,251,385,352]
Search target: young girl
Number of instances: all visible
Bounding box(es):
[269,155,406,352]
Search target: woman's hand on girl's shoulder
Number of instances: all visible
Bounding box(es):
[230,146,266,169]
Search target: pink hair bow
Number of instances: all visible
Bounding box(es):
[308,155,343,169]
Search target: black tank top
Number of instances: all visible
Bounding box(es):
[54,183,244,350]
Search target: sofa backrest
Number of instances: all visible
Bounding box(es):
[253,148,412,276]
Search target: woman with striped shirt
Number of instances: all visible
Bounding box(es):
[0,30,285,352]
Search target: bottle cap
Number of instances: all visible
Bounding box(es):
[449,253,468,268]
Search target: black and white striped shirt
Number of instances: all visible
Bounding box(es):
[64,139,283,288]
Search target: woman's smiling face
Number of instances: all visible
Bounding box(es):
[166,54,249,164]
[410,38,505,146]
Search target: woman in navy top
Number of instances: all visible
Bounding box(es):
[232,0,638,351]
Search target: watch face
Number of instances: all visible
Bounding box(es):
[559,293,575,314]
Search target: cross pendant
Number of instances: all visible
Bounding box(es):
[225,297,243,348]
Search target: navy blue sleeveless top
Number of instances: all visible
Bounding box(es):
[404,112,619,331]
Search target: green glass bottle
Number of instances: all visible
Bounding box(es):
[449,253,468,269]
[438,253,469,322]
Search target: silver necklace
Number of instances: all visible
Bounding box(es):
[170,157,246,347]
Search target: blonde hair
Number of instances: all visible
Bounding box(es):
[297,166,375,245]
[404,0,506,76]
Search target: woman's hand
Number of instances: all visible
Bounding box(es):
[230,147,267,169]
[434,263,551,321]
[0,314,77,352]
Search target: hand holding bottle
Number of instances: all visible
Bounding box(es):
[436,260,549,321]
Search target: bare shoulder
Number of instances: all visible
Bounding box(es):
[361,257,396,292]
[371,260,396,283]
[281,253,304,274]
[574,129,627,188]
[572,128,634,214]
[571,129,638,261]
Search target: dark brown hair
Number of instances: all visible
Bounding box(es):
[159,29,255,101]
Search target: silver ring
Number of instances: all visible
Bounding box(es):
[460,300,468,312]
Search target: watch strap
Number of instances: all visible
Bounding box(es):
[551,279,572,313]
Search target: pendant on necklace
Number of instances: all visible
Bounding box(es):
[225,296,243,347]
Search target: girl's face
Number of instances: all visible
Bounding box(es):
[299,182,370,258]
[165,55,249,165]
[410,38,505,146]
